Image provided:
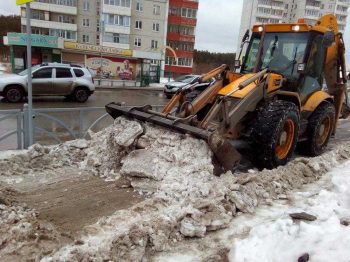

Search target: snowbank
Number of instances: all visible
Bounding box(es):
[230,161,350,262]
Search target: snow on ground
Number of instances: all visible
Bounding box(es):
[230,161,350,262]
[1,117,350,261]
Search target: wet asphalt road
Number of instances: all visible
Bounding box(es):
[0,89,167,110]
[0,89,168,150]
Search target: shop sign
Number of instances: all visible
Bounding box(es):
[64,41,132,57]
[7,33,60,49]
[16,0,32,5]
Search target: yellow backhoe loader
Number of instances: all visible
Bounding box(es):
[106,14,349,172]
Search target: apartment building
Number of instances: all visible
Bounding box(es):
[238,0,350,50]
[165,0,198,77]
[19,0,170,80]
[130,0,168,62]
[21,0,78,41]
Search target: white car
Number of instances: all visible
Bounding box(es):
[163,74,216,99]
[0,63,95,103]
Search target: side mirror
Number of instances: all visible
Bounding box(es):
[234,60,241,69]
[322,31,335,48]
[242,29,250,43]
[297,63,306,74]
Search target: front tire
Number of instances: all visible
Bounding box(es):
[73,87,90,103]
[251,101,300,169]
[4,86,24,103]
[298,102,335,156]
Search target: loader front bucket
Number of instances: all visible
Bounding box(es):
[105,102,241,172]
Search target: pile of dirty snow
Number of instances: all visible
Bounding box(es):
[0,202,63,261]
[1,116,350,261]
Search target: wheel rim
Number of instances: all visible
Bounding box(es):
[7,89,21,102]
[276,119,295,160]
[76,90,88,101]
[316,115,331,147]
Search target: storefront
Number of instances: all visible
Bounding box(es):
[3,32,64,73]
[62,41,136,80]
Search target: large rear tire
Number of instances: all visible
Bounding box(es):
[298,102,335,156]
[251,101,300,169]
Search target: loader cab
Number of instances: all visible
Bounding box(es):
[240,24,330,102]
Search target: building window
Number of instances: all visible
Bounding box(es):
[83,18,90,27]
[152,22,160,32]
[177,57,193,67]
[104,14,130,27]
[42,0,76,7]
[135,20,142,29]
[31,10,45,20]
[82,34,90,43]
[181,8,197,18]
[103,32,129,44]
[58,15,73,23]
[153,5,160,15]
[31,27,42,35]
[136,2,143,11]
[151,40,158,49]
[49,29,76,40]
[104,0,131,8]
[134,37,141,47]
[83,0,89,11]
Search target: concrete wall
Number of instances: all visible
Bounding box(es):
[77,0,100,45]
[130,0,168,59]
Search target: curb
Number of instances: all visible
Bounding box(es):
[96,86,164,91]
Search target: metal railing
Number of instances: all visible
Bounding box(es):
[95,79,141,88]
[0,104,165,150]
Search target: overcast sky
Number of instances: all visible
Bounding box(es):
[0,0,349,60]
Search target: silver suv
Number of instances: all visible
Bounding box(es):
[0,63,95,103]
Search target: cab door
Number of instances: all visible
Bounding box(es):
[53,68,74,95]
[32,68,53,95]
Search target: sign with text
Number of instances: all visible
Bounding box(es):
[16,0,33,5]
[7,33,60,49]
[64,41,133,57]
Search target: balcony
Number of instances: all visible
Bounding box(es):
[170,0,199,9]
[305,5,321,10]
[101,41,130,50]
[30,1,77,15]
[104,24,130,35]
[168,15,197,27]
[102,5,131,16]
[256,12,283,19]
[257,3,284,10]
[167,32,195,43]
[337,0,350,7]
[21,18,77,31]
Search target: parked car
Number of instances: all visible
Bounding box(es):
[0,63,95,103]
[163,75,215,99]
